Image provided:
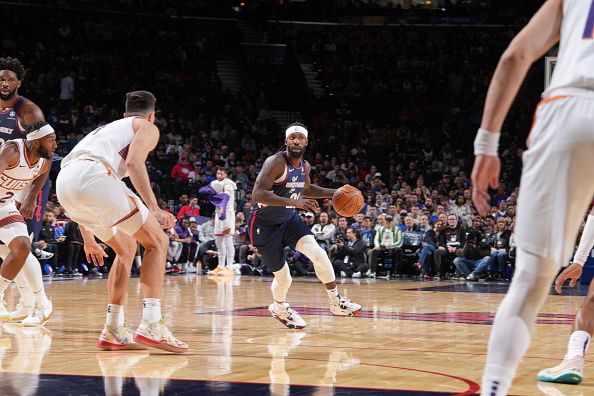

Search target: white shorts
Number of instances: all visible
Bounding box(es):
[56,159,149,242]
[0,203,29,245]
[515,95,594,264]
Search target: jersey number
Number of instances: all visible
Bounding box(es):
[584,1,594,39]
[286,192,301,208]
[0,192,14,204]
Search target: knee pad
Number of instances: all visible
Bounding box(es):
[296,235,335,284]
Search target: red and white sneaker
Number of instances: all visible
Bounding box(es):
[97,323,147,351]
[133,318,188,353]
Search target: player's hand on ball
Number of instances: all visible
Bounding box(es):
[84,240,108,266]
[471,155,500,216]
[153,209,175,229]
[296,199,319,214]
[554,262,583,294]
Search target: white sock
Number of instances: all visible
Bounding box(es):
[142,298,161,323]
[0,275,11,296]
[566,330,590,359]
[573,215,594,265]
[106,304,125,328]
[326,286,339,300]
[33,286,50,308]
[214,236,225,268]
[17,284,35,307]
[225,237,234,268]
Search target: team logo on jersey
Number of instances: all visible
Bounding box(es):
[9,111,15,118]
[0,126,14,134]
[0,174,30,190]
[257,228,260,235]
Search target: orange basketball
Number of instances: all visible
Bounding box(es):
[332,186,364,218]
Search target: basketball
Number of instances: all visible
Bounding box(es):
[332,186,364,217]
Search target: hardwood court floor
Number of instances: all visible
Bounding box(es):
[0,274,591,395]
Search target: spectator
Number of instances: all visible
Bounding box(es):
[177,196,201,220]
[63,221,84,276]
[311,212,336,251]
[489,218,511,279]
[332,229,368,278]
[303,212,315,228]
[369,214,403,278]
[434,214,465,278]
[454,230,492,281]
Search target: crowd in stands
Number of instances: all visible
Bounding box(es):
[2,3,583,282]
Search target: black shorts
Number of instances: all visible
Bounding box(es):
[247,211,312,272]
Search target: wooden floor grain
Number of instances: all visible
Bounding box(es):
[0,275,590,395]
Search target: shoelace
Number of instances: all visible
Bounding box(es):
[147,316,184,345]
[114,321,134,341]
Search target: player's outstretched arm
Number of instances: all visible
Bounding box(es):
[481,0,562,133]
[472,0,562,215]
[252,155,319,213]
[302,161,335,199]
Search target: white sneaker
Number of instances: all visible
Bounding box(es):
[352,272,361,278]
[365,269,371,277]
[133,318,188,353]
[329,297,362,316]
[36,250,54,260]
[97,323,147,351]
[22,301,53,326]
[186,263,196,273]
[537,355,584,384]
[340,271,347,278]
[367,272,376,278]
[0,301,11,321]
[268,303,307,329]
[9,303,34,323]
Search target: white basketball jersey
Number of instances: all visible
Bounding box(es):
[61,117,135,179]
[0,139,45,207]
[545,0,594,97]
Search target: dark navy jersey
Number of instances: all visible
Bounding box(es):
[254,152,307,225]
[0,96,28,145]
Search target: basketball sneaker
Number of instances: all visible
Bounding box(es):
[218,267,235,276]
[133,318,188,353]
[208,267,223,276]
[9,303,34,323]
[537,356,584,384]
[97,322,147,351]
[268,303,307,329]
[22,301,53,327]
[0,301,12,321]
[329,297,362,316]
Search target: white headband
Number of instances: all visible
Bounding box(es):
[27,124,55,141]
[285,125,308,139]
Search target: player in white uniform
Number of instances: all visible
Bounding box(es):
[0,122,56,324]
[208,168,237,276]
[471,1,594,394]
[537,205,594,384]
[56,91,187,353]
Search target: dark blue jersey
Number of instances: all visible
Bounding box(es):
[0,96,28,145]
[254,152,306,225]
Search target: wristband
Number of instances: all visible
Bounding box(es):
[474,128,500,156]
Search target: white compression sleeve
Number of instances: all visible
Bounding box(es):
[573,215,594,266]
[214,236,225,268]
[295,235,335,284]
[224,236,235,268]
[481,248,560,396]
[272,263,292,303]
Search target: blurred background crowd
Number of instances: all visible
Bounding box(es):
[3,0,579,283]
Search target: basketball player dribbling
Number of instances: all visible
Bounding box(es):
[537,206,594,384]
[0,122,56,325]
[471,0,594,394]
[0,57,54,325]
[56,91,187,353]
[249,122,361,329]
